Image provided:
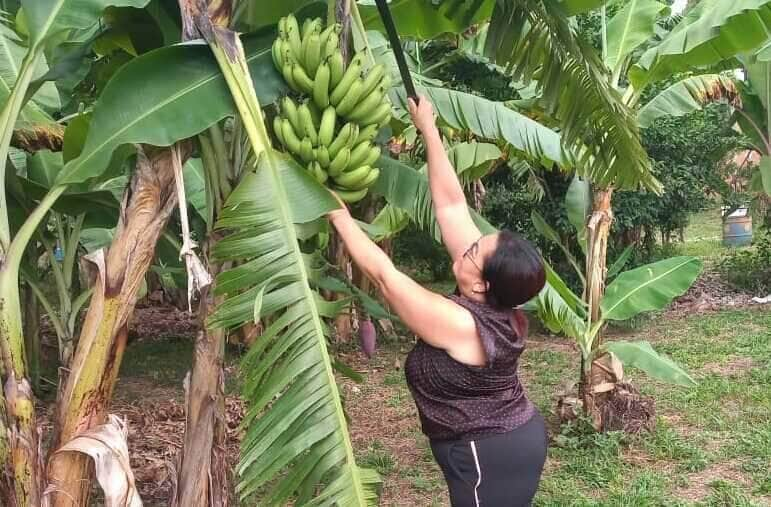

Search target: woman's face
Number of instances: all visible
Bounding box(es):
[452,233,498,301]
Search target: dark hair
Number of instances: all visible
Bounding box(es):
[482,230,546,309]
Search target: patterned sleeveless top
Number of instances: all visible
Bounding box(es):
[404,294,535,441]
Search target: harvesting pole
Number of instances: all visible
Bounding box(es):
[373,0,418,103]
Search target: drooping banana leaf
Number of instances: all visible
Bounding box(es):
[637,74,740,128]
[528,279,586,343]
[359,0,495,40]
[209,154,379,505]
[485,0,658,192]
[56,29,285,185]
[604,0,670,75]
[601,256,702,321]
[630,0,771,90]
[602,340,697,386]
[606,244,634,281]
[391,86,569,169]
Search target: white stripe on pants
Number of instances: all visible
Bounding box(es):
[470,440,482,507]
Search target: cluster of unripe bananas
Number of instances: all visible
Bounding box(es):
[271,14,391,203]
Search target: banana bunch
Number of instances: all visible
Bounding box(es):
[271,14,393,203]
[273,97,381,202]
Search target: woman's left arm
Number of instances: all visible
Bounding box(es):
[328,205,476,351]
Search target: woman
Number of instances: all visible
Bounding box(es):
[328,96,548,507]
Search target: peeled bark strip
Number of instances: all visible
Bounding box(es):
[582,187,614,428]
[174,276,228,507]
[46,144,190,507]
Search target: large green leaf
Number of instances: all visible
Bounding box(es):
[484,0,658,191]
[638,74,739,128]
[56,30,285,185]
[209,154,378,505]
[0,23,59,123]
[601,256,702,321]
[603,340,697,386]
[391,86,569,169]
[732,80,768,154]
[631,0,771,90]
[359,0,495,40]
[530,280,586,342]
[605,0,669,74]
[21,0,149,49]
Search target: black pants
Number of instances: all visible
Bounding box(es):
[430,412,548,507]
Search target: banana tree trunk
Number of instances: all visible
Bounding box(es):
[46,145,188,507]
[22,285,39,392]
[582,187,614,428]
[174,260,229,507]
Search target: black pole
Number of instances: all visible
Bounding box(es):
[374,0,418,103]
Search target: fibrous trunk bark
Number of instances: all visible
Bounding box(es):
[173,259,229,507]
[581,187,613,428]
[46,145,188,507]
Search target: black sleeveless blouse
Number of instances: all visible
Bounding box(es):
[404,294,535,441]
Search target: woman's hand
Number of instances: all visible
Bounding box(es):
[326,190,352,225]
[408,95,437,135]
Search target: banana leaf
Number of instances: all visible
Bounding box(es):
[209,153,379,505]
[630,0,771,90]
[638,74,739,128]
[359,0,495,40]
[602,340,697,386]
[56,29,285,185]
[605,0,670,74]
[601,256,702,322]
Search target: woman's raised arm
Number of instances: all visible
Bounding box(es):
[408,96,481,261]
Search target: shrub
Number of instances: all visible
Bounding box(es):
[717,231,771,294]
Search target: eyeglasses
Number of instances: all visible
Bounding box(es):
[462,237,483,273]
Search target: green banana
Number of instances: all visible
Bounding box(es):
[333,186,368,203]
[281,63,300,92]
[328,146,351,177]
[335,78,365,116]
[281,119,302,155]
[302,18,312,39]
[271,39,284,70]
[346,123,360,149]
[354,167,380,190]
[324,32,338,58]
[348,141,373,168]
[300,137,314,163]
[333,165,372,188]
[278,17,287,39]
[273,116,285,146]
[298,103,318,145]
[317,145,331,168]
[286,15,302,59]
[330,54,363,106]
[319,24,336,45]
[362,145,381,167]
[347,85,385,123]
[355,124,379,145]
[281,97,302,136]
[312,61,331,109]
[309,161,328,184]
[358,64,385,99]
[328,51,345,89]
[370,102,392,127]
[307,100,322,126]
[327,122,353,159]
[304,33,322,77]
[319,106,337,147]
[292,63,315,94]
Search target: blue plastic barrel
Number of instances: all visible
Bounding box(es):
[722,207,752,247]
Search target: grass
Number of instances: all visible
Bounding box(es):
[350,307,770,506]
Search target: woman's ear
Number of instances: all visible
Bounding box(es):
[471,280,488,294]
